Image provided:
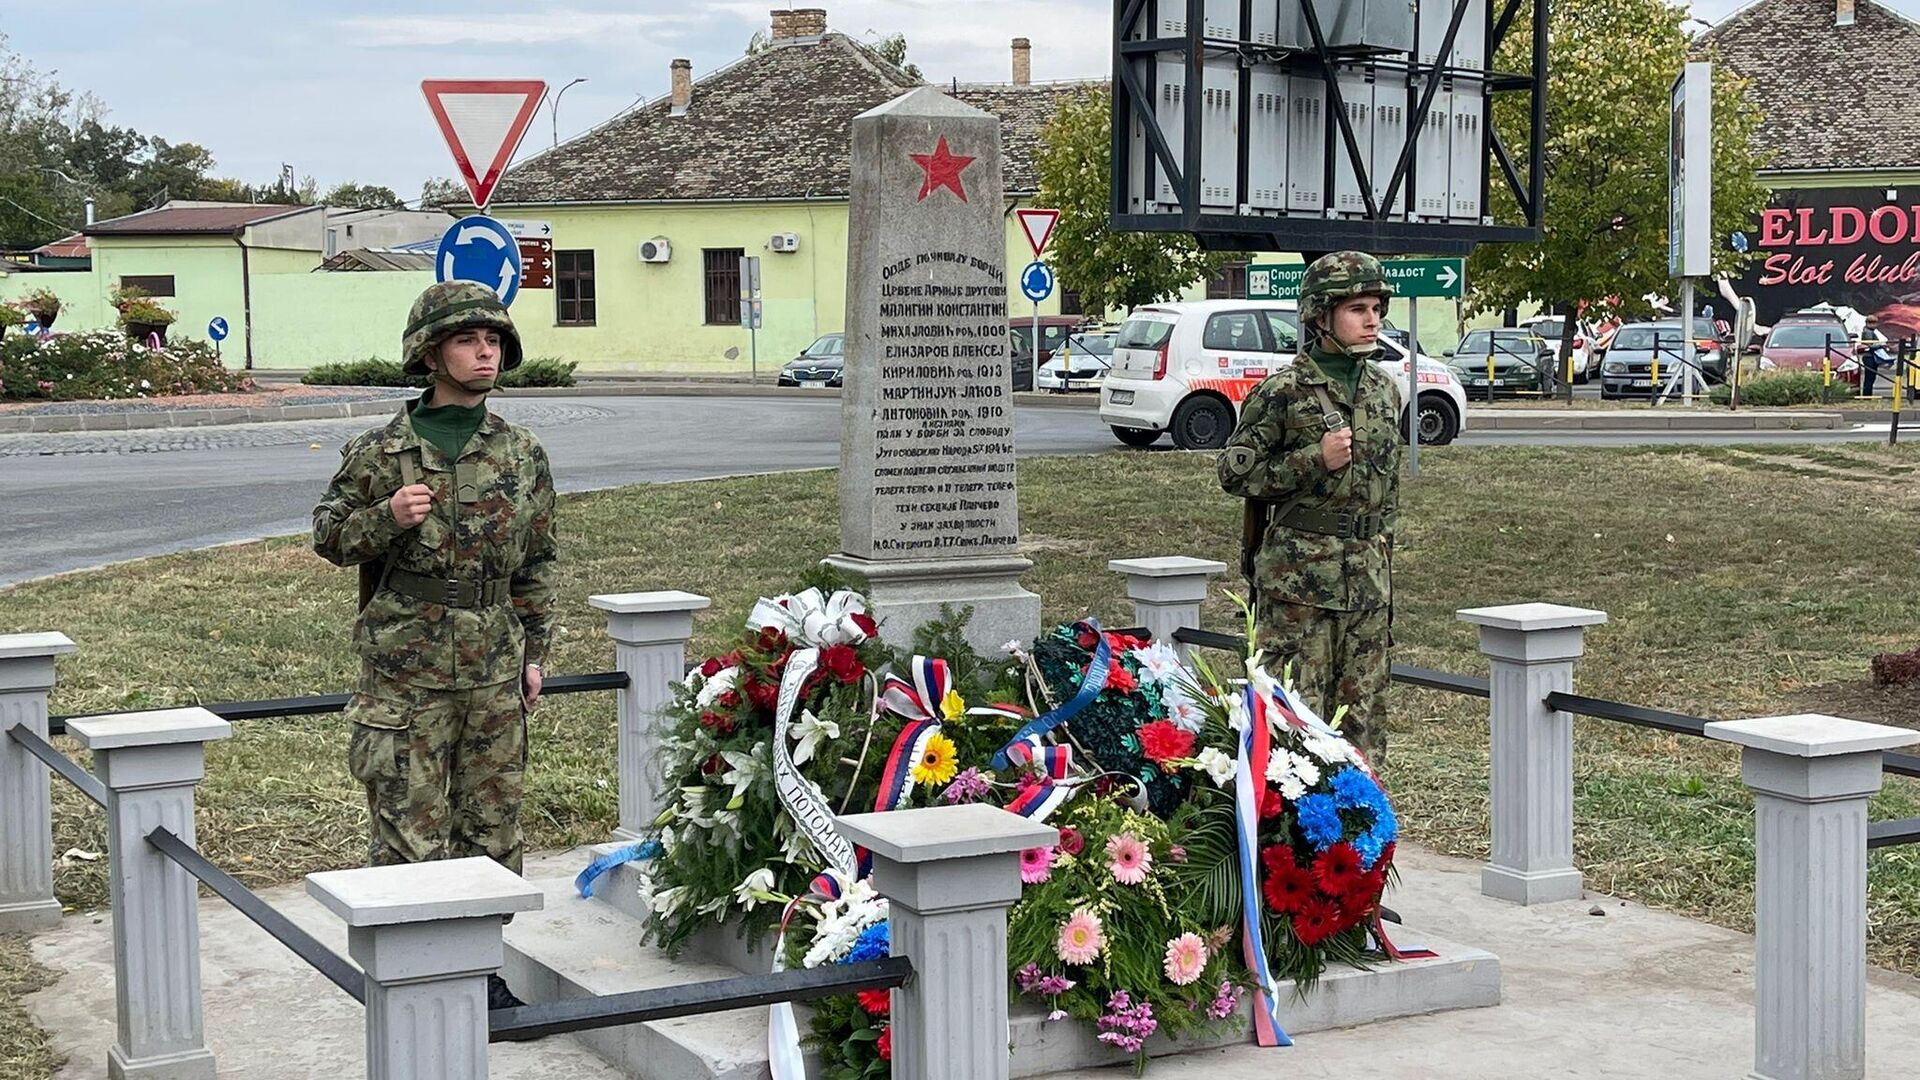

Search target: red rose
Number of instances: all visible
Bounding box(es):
[1291,897,1342,945]
[699,657,723,678]
[857,988,890,1016]
[876,1025,892,1061]
[1137,720,1194,764]
[1105,664,1138,694]
[821,643,865,684]
[1312,843,1365,897]
[745,675,780,711]
[718,690,742,710]
[1057,826,1085,856]
[701,753,726,777]
[851,612,879,638]
[699,711,735,736]
[1075,627,1099,650]
[756,627,788,654]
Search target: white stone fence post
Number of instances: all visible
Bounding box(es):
[307,857,543,1080]
[1108,557,1229,659]
[836,804,1057,1080]
[1705,715,1920,1080]
[589,590,710,841]
[0,632,77,934]
[65,706,232,1080]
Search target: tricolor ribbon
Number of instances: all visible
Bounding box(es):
[878,655,953,722]
[1002,735,1074,822]
[770,870,850,1080]
[1233,682,1293,1048]
[873,719,942,814]
[991,620,1113,770]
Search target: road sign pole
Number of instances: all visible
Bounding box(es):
[1407,303,1420,476]
[1032,303,1040,394]
[1680,278,1695,407]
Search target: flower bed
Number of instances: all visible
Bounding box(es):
[601,578,1405,1075]
[0,329,250,402]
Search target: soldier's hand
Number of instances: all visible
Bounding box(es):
[1321,428,1354,471]
[389,483,434,528]
[523,664,544,709]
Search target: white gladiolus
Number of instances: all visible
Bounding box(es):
[1197,747,1237,787]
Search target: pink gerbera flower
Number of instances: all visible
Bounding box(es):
[1162,932,1208,986]
[1056,908,1106,964]
[1106,833,1151,885]
[1020,845,1056,884]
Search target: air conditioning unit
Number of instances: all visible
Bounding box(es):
[769,232,800,253]
[639,237,672,263]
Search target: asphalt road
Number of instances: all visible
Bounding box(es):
[0,394,1894,586]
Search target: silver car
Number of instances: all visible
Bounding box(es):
[1598,319,1726,399]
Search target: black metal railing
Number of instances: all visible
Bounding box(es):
[146,827,366,1003]
[7,723,105,805]
[47,671,629,736]
[1171,625,1920,848]
[488,956,913,1042]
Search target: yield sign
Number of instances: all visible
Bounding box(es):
[1016,208,1060,258]
[421,79,547,210]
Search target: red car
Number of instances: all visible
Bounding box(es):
[1759,317,1851,373]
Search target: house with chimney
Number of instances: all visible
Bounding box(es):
[491,8,1102,372]
[1700,0,1920,333]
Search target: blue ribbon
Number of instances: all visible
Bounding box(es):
[992,620,1112,770]
[575,840,661,899]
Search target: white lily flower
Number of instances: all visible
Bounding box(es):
[790,708,840,767]
[719,749,766,802]
[1166,697,1207,733]
[1128,642,1185,685]
[1196,747,1237,787]
[734,867,778,909]
[1226,694,1250,734]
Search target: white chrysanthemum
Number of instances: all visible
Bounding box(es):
[694,666,738,708]
[1288,751,1321,787]
[1278,775,1308,801]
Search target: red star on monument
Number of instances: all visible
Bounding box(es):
[910,136,976,203]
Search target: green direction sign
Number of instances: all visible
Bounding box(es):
[1247,257,1465,301]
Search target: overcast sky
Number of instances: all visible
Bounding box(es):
[10,0,1916,202]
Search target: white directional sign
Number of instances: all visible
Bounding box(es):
[421,80,547,210]
[1016,208,1060,258]
[503,219,553,239]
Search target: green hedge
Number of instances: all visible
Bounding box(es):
[1708,370,1857,407]
[301,356,577,388]
[0,329,250,401]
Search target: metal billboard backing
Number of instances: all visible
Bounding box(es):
[1110,0,1547,255]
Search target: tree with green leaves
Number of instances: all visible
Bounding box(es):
[321,182,404,209]
[1034,85,1223,319]
[418,177,465,211]
[1466,0,1770,397]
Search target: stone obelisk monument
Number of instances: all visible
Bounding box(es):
[824,87,1041,656]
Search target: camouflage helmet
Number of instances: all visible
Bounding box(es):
[401,281,523,377]
[1297,251,1395,329]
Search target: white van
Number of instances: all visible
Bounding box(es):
[1099,299,1469,450]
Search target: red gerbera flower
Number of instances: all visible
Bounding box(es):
[1292,896,1343,945]
[1260,856,1315,915]
[1313,843,1366,897]
[876,1025,892,1061]
[1136,720,1193,763]
[1260,843,1297,877]
[1106,663,1139,694]
[857,988,890,1016]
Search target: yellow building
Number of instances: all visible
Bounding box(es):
[490,9,1096,373]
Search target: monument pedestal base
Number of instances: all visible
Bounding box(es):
[822,553,1041,658]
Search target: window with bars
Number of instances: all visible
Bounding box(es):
[554,250,596,326]
[703,248,746,325]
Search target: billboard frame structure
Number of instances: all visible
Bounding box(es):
[1109,0,1549,255]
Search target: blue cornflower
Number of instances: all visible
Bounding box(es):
[1294,793,1344,849]
[1370,799,1398,844]
[1354,832,1385,870]
[842,920,891,963]
[1329,767,1380,811]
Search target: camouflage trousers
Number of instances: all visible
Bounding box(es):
[345,673,526,874]
[1253,598,1392,763]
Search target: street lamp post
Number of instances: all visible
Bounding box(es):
[552,77,587,148]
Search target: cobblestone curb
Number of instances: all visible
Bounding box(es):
[0,398,406,435]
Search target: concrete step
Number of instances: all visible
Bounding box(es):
[511,859,1502,1079]
[502,874,795,1080]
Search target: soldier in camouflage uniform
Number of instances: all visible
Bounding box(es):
[1218,252,1401,761]
[313,281,557,1008]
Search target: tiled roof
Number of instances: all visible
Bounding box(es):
[32,233,89,258]
[492,35,1095,205]
[85,203,309,236]
[953,81,1105,194]
[1698,0,1920,171]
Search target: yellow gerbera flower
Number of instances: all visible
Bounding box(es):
[910,732,959,786]
[940,688,967,722]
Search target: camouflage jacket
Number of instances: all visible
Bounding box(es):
[313,397,558,689]
[1217,348,1402,611]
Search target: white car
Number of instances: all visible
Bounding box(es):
[1517,314,1599,383]
[1035,331,1115,392]
[1099,299,1468,450]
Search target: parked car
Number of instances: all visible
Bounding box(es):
[1008,315,1083,392]
[1098,299,1468,450]
[1758,314,1852,373]
[1447,328,1553,397]
[777,333,845,387]
[1518,315,1600,382]
[1597,319,1728,398]
[1036,331,1115,392]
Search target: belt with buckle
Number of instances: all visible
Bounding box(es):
[384,567,514,608]
[1277,507,1386,540]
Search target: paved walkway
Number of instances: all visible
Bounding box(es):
[21,844,1920,1079]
